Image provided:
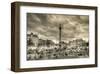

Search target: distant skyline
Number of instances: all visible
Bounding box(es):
[27,13,89,43]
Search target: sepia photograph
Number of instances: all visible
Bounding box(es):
[11,2,97,72]
[27,13,89,60]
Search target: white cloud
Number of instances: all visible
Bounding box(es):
[27,13,89,41]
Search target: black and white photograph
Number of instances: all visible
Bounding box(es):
[27,13,89,60]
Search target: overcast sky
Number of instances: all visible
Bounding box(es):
[27,13,89,43]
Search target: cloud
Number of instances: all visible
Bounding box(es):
[27,13,89,42]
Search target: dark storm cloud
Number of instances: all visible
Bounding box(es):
[27,13,89,42]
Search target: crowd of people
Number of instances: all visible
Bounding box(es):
[27,45,89,60]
